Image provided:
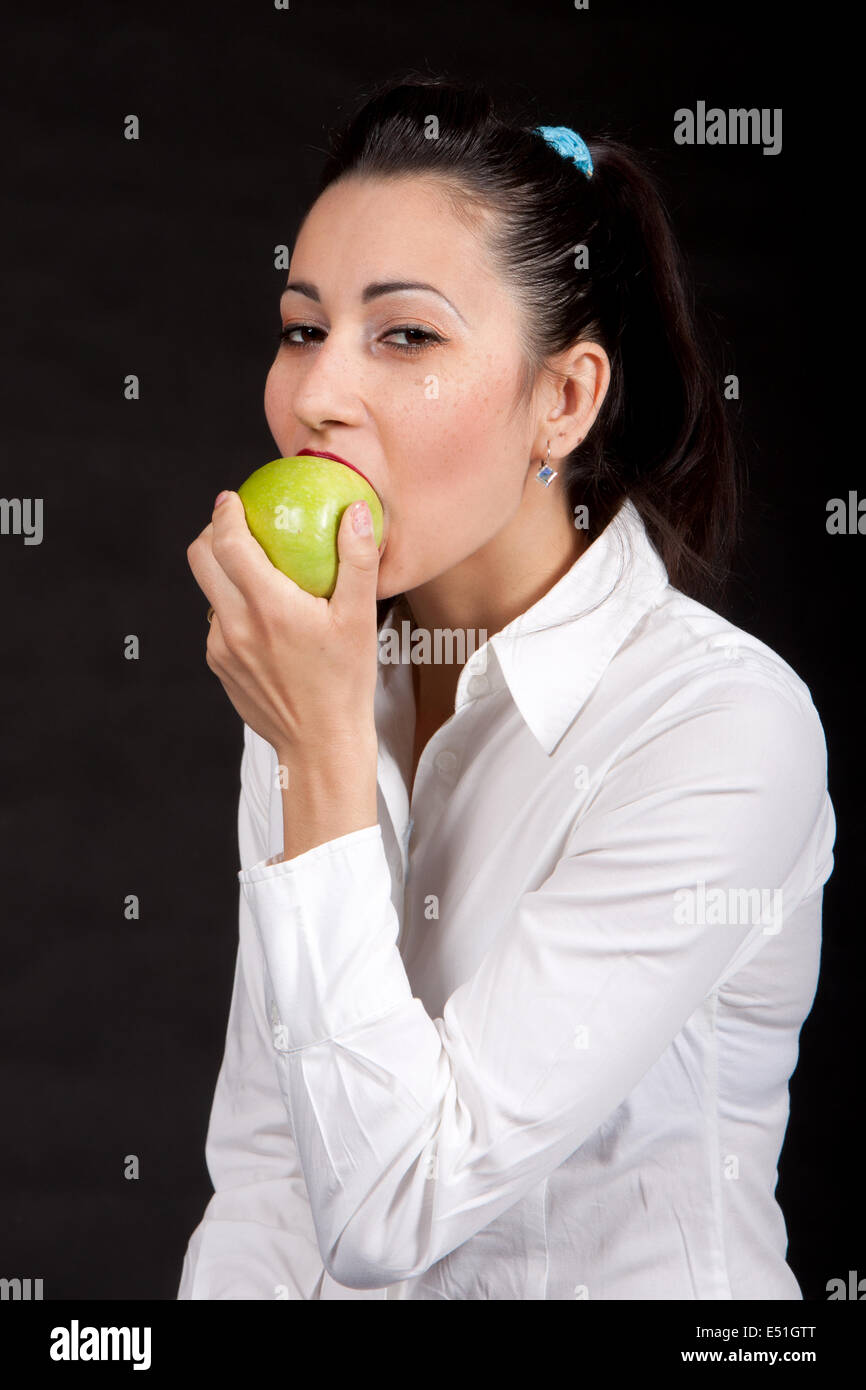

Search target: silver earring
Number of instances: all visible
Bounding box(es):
[535,440,557,486]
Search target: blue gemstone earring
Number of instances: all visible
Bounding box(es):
[536,440,557,486]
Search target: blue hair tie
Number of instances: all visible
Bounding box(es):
[535,125,593,178]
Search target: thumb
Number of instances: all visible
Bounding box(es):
[330,500,381,616]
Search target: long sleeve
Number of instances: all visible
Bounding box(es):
[177,725,332,1299]
[240,671,831,1291]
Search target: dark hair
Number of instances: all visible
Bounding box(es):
[306,72,743,622]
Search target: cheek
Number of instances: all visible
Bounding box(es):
[411,366,522,513]
[416,349,499,441]
[383,375,524,580]
[263,365,283,436]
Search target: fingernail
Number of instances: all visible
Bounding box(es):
[351,500,372,535]
[214,491,231,508]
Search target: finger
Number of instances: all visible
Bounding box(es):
[210,491,289,608]
[329,501,381,622]
[187,521,246,616]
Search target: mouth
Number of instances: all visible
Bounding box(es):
[297,448,377,494]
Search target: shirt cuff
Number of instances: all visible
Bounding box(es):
[238,823,414,1053]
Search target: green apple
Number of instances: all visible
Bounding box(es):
[237,455,384,598]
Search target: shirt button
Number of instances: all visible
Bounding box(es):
[434,750,458,777]
[467,673,489,698]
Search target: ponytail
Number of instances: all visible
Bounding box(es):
[568,139,742,602]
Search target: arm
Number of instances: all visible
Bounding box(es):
[177,723,359,1299]
[240,672,834,1290]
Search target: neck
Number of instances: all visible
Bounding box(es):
[404,483,588,714]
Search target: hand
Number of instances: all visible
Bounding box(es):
[186,491,383,767]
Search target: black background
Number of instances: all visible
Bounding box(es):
[1,0,858,1301]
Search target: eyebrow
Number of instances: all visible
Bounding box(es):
[280,279,467,325]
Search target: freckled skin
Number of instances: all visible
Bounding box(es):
[264,173,610,715]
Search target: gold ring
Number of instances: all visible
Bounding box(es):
[206,606,215,624]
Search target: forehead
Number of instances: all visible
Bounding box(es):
[292,174,500,299]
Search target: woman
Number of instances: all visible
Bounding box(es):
[179,74,835,1300]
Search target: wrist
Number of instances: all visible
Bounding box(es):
[274,734,379,863]
[274,730,378,782]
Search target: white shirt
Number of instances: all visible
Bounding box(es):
[177,497,835,1300]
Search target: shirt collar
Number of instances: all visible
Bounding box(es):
[378,497,669,757]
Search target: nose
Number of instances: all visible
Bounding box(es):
[265,328,387,535]
[288,327,366,433]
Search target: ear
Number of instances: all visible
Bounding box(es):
[540,340,611,456]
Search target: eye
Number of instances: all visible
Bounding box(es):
[277,323,446,355]
[383,326,444,354]
[278,324,323,348]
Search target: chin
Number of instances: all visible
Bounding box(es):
[376,561,401,604]
[375,547,404,596]
[375,542,443,601]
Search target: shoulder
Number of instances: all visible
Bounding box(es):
[584,587,835,900]
[601,585,832,849]
[629,584,827,749]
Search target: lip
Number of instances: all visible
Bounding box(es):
[296,448,376,493]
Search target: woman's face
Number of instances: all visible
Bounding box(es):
[264,174,545,602]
